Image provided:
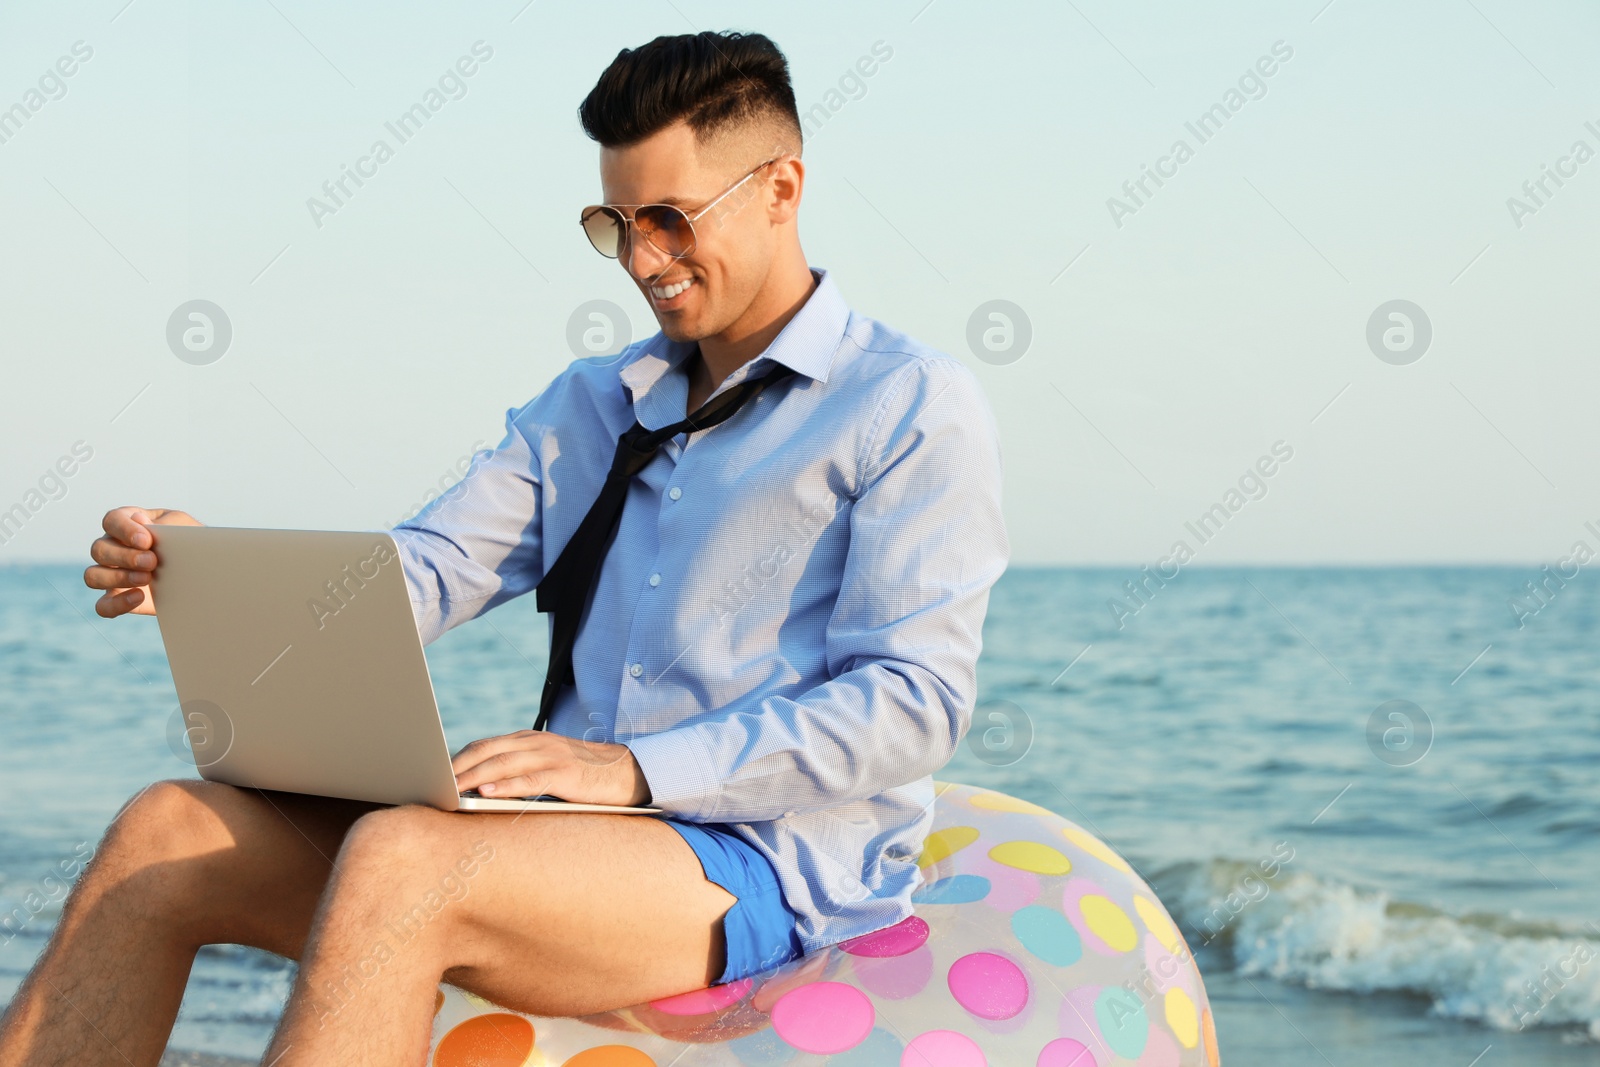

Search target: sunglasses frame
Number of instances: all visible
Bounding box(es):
[579,156,783,261]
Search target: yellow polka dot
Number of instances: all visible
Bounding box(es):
[917,826,980,868]
[932,779,959,797]
[988,840,1072,876]
[970,792,1055,816]
[1080,894,1138,951]
[1165,988,1199,1048]
[1061,826,1133,874]
[1134,894,1182,954]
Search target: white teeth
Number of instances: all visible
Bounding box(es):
[650,278,694,300]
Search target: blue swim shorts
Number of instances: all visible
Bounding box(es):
[659,818,806,984]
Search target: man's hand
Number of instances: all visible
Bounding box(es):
[84,506,202,618]
[451,731,653,807]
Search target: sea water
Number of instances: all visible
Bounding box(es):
[1,564,1596,1064]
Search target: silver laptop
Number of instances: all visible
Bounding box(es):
[148,525,660,815]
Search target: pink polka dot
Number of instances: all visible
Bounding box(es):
[902,1029,987,1067]
[1037,1038,1098,1067]
[960,853,1042,913]
[1142,934,1195,999]
[853,945,934,1000]
[841,915,931,957]
[1059,986,1105,1050]
[1137,1025,1180,1067]
[947,951,1029,1020]
[770,981,874,1055]
[649,977,751,1015]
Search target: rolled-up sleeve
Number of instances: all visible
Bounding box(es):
[390,399,548,647]
[626,358,1009,822]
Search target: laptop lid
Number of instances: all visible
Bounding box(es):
[149,525,464,809]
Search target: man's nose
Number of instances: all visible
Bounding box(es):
[623,226,673,284]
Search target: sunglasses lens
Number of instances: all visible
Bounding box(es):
[634,205,695,257]
[581,207,624,258]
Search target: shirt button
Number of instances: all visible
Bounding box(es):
[648,573,661,587]
[668,487,682,501]
[629,662,643,678]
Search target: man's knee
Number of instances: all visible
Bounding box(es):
[331,807,495,930]
[336,805,455,884]
[96,778,245,874]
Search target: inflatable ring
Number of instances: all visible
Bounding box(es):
[426,780,1219,1066]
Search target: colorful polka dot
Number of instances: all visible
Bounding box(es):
[1133,895,1181,954]
[770,981,874,1054]
[1165,988,1199,1048]
[970,791,1054,815]
[728,1024,797,1065]
[961,853,1042,912]
[1011,905,1083,967]
[826,1027,905,1066]
[852,945,934,1000]
[840,915,930,957]
[918,826,980,868]
[1203,1008,1220,1067]
[431,1013,538,1067]
[1137,1026,1180,1067]
[989,841,1072,876]
[1074,891,1138,953]
[1143,933,1195,999]
[901,1029,987,1067]
[912,874,990,905]
[562,1047,657,1067]
[648,977,752,1015]
[1060,987,1106,1052]
[1036,1037,1097,1067]
[1093,987,1148,1059]
[1061,826,1133,874]
[948,951,1029,1020]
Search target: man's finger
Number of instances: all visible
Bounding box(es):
[103,508,154,549]
[455,747,555,794]
[89,537,157,572]
[476,772,557,799]
[449,730,546,774]
[94,588,146,618]
[84,565,152,592]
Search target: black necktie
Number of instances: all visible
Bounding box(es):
[532,361,797,731]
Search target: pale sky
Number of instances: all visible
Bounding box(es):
[2,0,1597,565]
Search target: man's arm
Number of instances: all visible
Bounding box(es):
[626,357,1009,824]
[390,399,548,646]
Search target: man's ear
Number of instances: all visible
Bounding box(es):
[768,155,805,225]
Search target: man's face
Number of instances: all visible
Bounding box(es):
[597,121,776,343]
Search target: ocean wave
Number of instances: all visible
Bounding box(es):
[1152,858,1600,1039]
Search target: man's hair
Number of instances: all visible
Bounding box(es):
[579,31,802,153]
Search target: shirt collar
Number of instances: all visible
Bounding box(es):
[618,267,848,408]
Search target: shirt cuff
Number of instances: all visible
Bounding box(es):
[626,727,720,821]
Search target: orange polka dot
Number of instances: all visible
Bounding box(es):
[561,1047,657,1067]
[1203,1007,1220,1067]
[434,988,446,1016]
[432,1012,537,1067]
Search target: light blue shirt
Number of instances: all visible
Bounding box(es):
[392,267,1009,953]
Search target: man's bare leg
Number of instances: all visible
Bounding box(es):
[0,780,379,1067]
[264,803,739,1066]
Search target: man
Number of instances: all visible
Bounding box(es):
[0,30,1007,1065]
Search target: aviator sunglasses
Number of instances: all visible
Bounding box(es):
[579,157,781,260]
